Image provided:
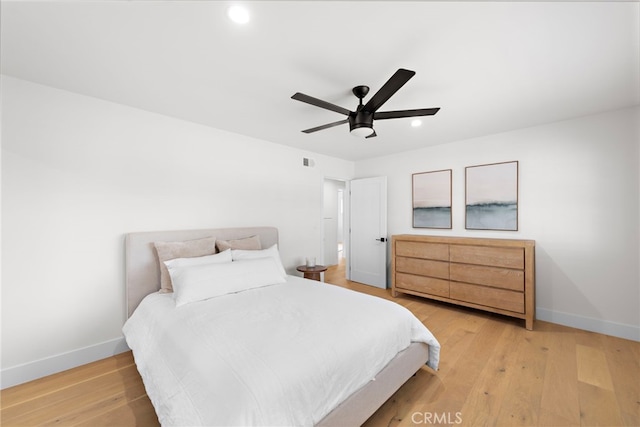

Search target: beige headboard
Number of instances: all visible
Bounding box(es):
[125,226,279,317]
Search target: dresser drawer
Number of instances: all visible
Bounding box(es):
[396,273,449,298]
[392,235,535,330]
[396,256,449,279]
[450,264,524,291]
[450,245,524,269]
[395,241,448,261]
[450,282,524,313]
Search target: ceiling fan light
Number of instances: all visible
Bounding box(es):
[350,126,374,137]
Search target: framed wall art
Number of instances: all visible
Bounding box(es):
[465,161,518,231]
[412,169,452,229]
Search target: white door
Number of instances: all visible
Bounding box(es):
[349,176,388,288]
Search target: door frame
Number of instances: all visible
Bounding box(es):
[321,176,387,285]
[321,177,351,277]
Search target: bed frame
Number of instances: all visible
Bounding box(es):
[125,226,430,426]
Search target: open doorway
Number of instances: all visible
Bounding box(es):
[323,179,346,267]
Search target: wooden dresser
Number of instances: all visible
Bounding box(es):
[391,235,535,330]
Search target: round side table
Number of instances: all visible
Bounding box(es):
[296,265,328,281]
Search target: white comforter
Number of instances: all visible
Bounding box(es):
[123,275,440,426]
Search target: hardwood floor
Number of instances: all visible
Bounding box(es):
[2,261,638,426]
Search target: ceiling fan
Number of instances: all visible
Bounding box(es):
[291,68,440,138]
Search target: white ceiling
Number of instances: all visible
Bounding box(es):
[2,1,638,161]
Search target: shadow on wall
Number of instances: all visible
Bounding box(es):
[535,245,603,329]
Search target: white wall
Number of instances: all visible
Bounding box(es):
[0,76,354,387]
[2,75,638,389]
[356,107,640,341]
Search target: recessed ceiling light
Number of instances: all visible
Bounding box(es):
[411,119,422,128]
[228,5,250,24]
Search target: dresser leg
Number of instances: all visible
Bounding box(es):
[525,317,534,331]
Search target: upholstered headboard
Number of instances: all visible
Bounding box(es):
[125,226,279,317]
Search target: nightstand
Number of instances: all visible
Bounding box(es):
[296,265,328,281]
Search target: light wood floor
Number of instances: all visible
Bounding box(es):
[2,262,639,426]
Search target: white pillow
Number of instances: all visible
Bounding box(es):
[166,257,286,307]
[154,236,217,293]
[165,249,232,268]
[231,244,287,277]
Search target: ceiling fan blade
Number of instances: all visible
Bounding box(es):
[302,118,349,134]
[363,68,415,113]
[292,93,352,116]
[374,108,440,120]
[365,130,377,139]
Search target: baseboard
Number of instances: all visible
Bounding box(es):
[537,308,640,342]
[1,337,130,389]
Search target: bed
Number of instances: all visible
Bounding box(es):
[123,226,440,426]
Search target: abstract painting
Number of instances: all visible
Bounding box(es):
[465,161,518,230]
[413,169,452,228]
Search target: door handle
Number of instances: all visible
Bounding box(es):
[376,237,387,242]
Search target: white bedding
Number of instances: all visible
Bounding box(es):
[123,275,440,426]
